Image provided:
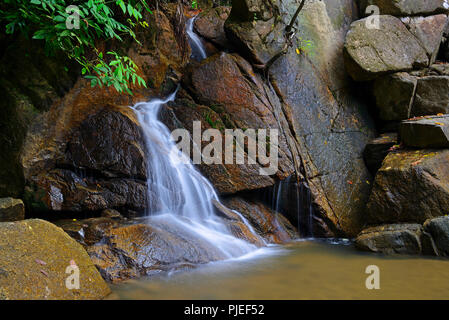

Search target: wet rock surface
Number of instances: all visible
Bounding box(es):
[355,224,423,255]
[423,216,449,256]
[400,115,449,148]
[0,197,25,222]
[0,219,110,299]
[22,106,149,213]
[222,196,298,244]
[164,52,296,194]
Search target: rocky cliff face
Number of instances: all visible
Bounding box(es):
[345,0,449,256]
[212,0,376,236]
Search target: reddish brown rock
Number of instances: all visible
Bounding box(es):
[222,196,298,244]
[194,6,231,48]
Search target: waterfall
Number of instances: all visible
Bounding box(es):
[128,14,266,261]
[186,16,207,61]
[132,92,259,259]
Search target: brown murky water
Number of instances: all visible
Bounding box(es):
[108,240,449,300]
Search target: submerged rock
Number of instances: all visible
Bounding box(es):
[366,149,449,225]
[0,197,25,222]
[344,15,428,81]
[400,115,449,148]
[86,222,228,282]
[0,219,110,299]
[363,133,398,174]
[355,224,423,255]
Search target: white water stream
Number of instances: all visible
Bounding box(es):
[130,17,260,260]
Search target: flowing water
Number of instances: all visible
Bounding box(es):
[132,91,258,260]
[186,16,207,61]
[109,240,449,300]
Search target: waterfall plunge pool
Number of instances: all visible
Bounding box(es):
[108,239,449,300]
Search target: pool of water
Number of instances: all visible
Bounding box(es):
[108,240,449,300]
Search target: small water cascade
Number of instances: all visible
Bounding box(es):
[186,16,207,61]
[270,176,314,238]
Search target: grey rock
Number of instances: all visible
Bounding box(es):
[356,224,423,255]
[359,0,449,17]
[423,216,449,256]
[373,72,417,121]
[400,115,449,148]
[401,14,448,64]
[344,15,429,81]
[412,76,449,116]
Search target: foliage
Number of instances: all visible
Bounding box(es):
[0,0,153,94]
[296,36,315,57]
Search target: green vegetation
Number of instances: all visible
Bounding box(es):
[0,0,152,94]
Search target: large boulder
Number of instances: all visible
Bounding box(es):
[22,103,149,213]
[0,219,110,299]
[366,149,449,225]
[194,6,231,48]
[223,0,377,236]
[0,197,25,222]
[355,224,424,255]
[344,15,429,81]
[423,216,449,256]
[400,115,449,148]
[359,0,449,17]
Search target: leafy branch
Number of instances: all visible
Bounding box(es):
[0,0,153,94]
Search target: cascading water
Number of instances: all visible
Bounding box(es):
[270,176,314,238]
[130,16,260,261]
[186,16,207,61]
